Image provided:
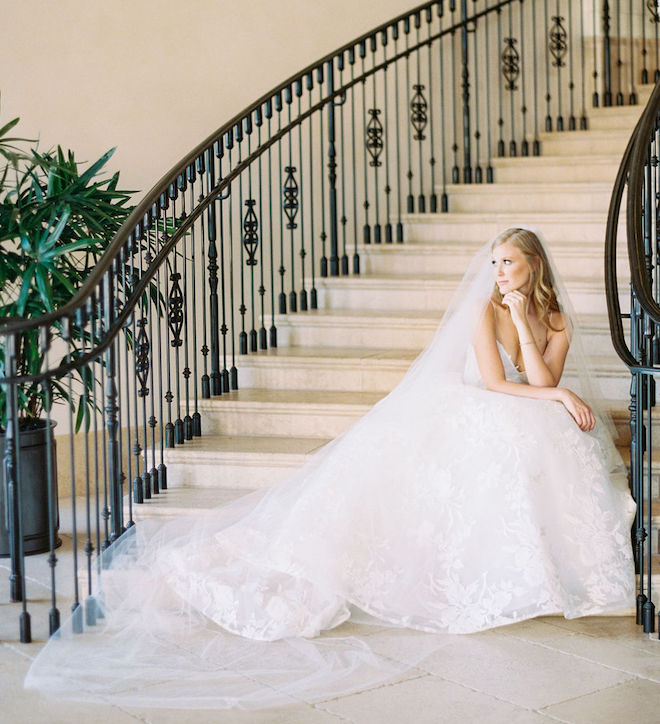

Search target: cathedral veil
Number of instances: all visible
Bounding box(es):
[24,229,632,710]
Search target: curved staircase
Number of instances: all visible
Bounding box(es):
[143,84,658,586]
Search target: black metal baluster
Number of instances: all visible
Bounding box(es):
[79,302,97,627]
[119,246,135,523]
[413,12,429,207]
[162,193,175,448]
[168,185,185,445]
[360,43,372,243]
[318,66,329,276]
[336,58,350,267]
[504,2,519,156]
[215,155,232,384]
[381,30,395,240]
[4,333,31,641]
[41,333,60,634]
[237,123,249,353]
[472,5,483,177]
[369,37,384,241]
[226,138,238,390]
[256,106,270,343]
[198,156,210,399]
[245,116,260,348]
[189,164,205,427]
[144,222,159,493]
[578,0,587,127]
[544,0,553,128]
[437,8,451,202]
[135,234,153,501]
[592,0,600,106]
[153,205,168,487]
[603,0,613,106]
[97,296,111,548]
[308,73,324,290]
[327,58,340,275]
[497,6,506,154]
[566,0,576,130]
[266,104,279,344]
[177,172,192,440]
[129,239,144,505]
[459,0,472,181]
[393,24,409,229]
[207,151,221,396]
[628,0,636,104]
[614,0,622,106]
[276,93,287,311]
[654,2,660,82]
[641,0,649,84]
[425,8,439,205]
[406,19,420,200]
[64,317,82,633]
[517,2,529,155]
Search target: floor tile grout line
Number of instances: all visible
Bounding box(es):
[497,629,660,683]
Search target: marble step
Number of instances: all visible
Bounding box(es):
[490,154,622,184]
[586,103,645,131]
[312,273,623,316]
[271,308,621,355]
[402,211,625,244]
[538,129,631,155]
[357,240,627,280]
[197,388,380,438]
[445,182,616,214]
[231,344,629,399]
[162,433,330,489]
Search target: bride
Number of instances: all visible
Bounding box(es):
[25,228,636,709]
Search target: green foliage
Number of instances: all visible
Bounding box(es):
[0,98,136,427]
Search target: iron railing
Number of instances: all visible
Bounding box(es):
[2,0,657,642]
[606,78,660,639]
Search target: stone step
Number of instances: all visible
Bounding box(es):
[445,182,616,214]
[162,433,329,489]
[197,388,380,438]
[539,129,631,155]
[402,211,625,244]
[272,308,621,355]
[586,103,645,131]
[358,240,627,280]
[231,344,629,399]
[312,273,624,316]
[491,154,622,184]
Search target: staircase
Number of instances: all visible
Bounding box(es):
[138,87,660,578]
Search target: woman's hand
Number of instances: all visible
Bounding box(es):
[501,291,529,327]
[557,388,596,431]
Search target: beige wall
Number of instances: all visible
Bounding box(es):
[1,0,417,196]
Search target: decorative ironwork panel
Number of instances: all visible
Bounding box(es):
[168,272,184,348]
[242,199,259,267]
[135,318,150,397]
[648,0,660,23]
[366,109,384,167]
[410,84,428,140]
[549,16,567,68]
[282,167,299,230]
[501,38,520,91]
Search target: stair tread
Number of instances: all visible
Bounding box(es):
[164,433,331,457]
[447,181,615,192]
[199,388,384,407]
[315,272,612,287]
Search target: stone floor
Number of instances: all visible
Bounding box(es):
[2,492,660,723]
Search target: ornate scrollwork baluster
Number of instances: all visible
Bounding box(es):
[282,167,299,230]
[501,38,520,91]
[366,109,384,167]
[410,84,428,140]
[242,199,259,268]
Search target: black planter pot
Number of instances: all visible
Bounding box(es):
[0,420,61,557]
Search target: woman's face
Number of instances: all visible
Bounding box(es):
[491,242,532,295]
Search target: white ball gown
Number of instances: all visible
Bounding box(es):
[25,236,636,709]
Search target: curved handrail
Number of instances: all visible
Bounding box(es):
[606,79,660,370]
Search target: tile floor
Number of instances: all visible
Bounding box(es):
[1,493,660,724]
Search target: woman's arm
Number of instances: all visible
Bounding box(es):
[474,303,595,431]
[501,290,567,386]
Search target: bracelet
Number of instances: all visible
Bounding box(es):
[520,341,536,346]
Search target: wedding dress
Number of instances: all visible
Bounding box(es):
[25,231,636,709]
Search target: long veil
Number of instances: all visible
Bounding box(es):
[24,229,626,709]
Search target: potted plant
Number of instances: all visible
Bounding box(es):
[0,100,135,555]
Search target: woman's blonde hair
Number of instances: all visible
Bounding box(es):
[490,228,563,331]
